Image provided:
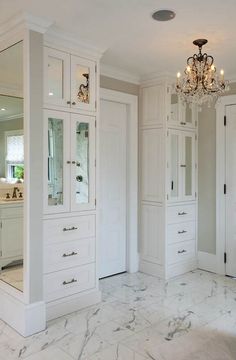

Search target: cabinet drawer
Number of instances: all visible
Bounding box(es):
[167,204,195,224]
[167,221,195,244]
[43,215,95,244]
[44,263,95,302]
[167,240,196,265]
[44,238,95,273]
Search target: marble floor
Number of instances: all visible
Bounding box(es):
[0,265,23,291]
[1,270,236,359]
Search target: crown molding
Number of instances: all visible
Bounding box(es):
[140,71,175,87]
[100,63,140,85]
[44,27,106,60]
[0,12,53,38]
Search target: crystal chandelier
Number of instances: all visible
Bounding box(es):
[176,39,229,105]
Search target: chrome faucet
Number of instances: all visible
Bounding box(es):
[12,187,19,199]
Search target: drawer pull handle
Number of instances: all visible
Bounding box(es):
[178,249,187,254]
[180,164,186,168]
[178,211,187,216]
[62,251,78,257]
[178,230,187,234]
[62,278,77,286]
[63,226,78,232]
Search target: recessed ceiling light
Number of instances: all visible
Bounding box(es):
[1,108,6,111]
[152,9,176,22]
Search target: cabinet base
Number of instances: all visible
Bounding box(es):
[0,287,46,337]
[139,258,197,280]
[46,288,102,321]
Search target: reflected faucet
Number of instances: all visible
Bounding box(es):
[12,187,19,199]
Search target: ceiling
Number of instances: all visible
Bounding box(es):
[1,0,236,80]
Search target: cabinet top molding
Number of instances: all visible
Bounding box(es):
[0,12,53,38]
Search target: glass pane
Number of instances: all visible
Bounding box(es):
[185,103,193,125]
[75,122,89,204]
[171,94,178,122]
[0,41,24,292]
[75,65,90,104]
[170,134,179,197]
[47,56,63,99]
[185,136,192,196]
[48,118,64,206]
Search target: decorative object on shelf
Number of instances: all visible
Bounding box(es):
[176,39,229,105]
[77,73,89,104]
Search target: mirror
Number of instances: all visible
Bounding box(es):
[185,136,192,196]
[75,121,89,204]
[171,93,178,123]
[0,41,24,292]
[170,133,179,198]
[47,117,64,207]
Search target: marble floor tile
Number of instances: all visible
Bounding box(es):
[1,270,236,360]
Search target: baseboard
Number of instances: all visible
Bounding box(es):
[46,289,102,321]
[166,259,198,279]
[0,288,46,337]
[198,251,217,273]
[139,259,164,278]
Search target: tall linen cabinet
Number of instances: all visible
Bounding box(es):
[139,78,198,279]
[43,42,101,320]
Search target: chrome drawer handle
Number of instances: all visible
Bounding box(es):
[62,278,77,286]
[180,164,186,168]
[178,211,187,216]
[178,230,187,234]
[178,249,187,254]
[62,251,78,258]
[63,226,78,232]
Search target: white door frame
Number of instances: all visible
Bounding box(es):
[216,95,236,274]
[99,88,139,273]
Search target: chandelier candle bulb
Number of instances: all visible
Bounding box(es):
[220,69,224,80]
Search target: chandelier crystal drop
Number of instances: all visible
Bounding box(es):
[176,39,229,105]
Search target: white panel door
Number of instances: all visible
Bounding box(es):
[99,99,127,278]
[225,105,236,276]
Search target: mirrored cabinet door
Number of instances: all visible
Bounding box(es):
[70,114,95,211]
[182,132,196,201]
[179,102,196,129]
[44,47,70,107]
[44,110,70,214]
[70,55,96,112]
[169,130,181,201]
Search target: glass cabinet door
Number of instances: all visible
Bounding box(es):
[179,102,197,129]
[70,114,95,211]
[169,130,181,201]
[70,55,96,111]
[182,132,196,200]
[44,110,70,214]
[170,93,179,126]
[44,47,70,107]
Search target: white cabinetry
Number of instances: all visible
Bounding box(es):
[0,204,23,269]
[139,81,198,279]
[43,44,100,320]
[44,47,96,112]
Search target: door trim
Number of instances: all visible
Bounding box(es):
[216,95,236,274]
[100,88,139,273]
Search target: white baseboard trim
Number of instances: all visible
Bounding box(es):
[198,251,217,273]
[139,259,164,278]
[0,288,46,337]
[166,259,197,280]
[46,289,102,321]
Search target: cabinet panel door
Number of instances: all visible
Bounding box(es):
[169,93,197,129]
[141,128,164,202]
[70,114,95,211]
[44,110,70,214]
[1,217,23,258]
[44,47,70,108]
[141,85,165,127]
[70,55,96,112]
[181,132,196,201]
[168,130,182,202]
